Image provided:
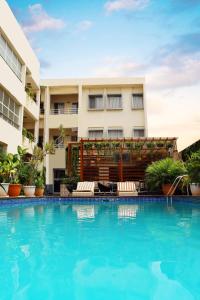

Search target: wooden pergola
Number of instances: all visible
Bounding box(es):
[66,137,178,182]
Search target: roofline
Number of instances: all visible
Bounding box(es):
[40,77,145,87]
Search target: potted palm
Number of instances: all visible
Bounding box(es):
[19,163,37,197]
[186,151,200,196]
[146,158,187,195]
[35,173,45,197]
[5,152,22,197]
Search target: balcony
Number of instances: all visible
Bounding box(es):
[25,93,39,120]
[48,108,78,128]
[50,107,78,115]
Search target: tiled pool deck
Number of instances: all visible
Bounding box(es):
[0,196,200,207]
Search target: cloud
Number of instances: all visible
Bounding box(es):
[76,20,93,32]
[94,56,146,77]
[22,4,65,34]
[104,0,149,12]
[147,53,200,90]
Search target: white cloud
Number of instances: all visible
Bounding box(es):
[147,54,200,90]
[105,0,149,12]
[23,4,65,34]
[76,20,93,32]
[94,56,145,77]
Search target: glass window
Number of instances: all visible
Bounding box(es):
[88,129,103,139]
[133,128,145,137]
[0,35,6,59]
[0,33,22,80]
[0,87,20,129]
[132,94,143,109]
[107,94,122,109]
[89,95,104,110]
[108,129,123,139]
[54,103,65,114]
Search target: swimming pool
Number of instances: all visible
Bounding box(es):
[0,198,200,299]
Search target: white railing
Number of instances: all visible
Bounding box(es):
[50,108,78,115]
[54,136,64,148]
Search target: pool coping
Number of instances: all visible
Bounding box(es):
[1,195,200,207]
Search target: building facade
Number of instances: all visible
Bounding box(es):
[40,78,147,192]
[0,0,40,154]
[0,0,148,193]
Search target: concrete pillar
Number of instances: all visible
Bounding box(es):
[44,86,50,144]
[34,120,39,144]
[43,87,51,188]
[77,84,82,141]
[143,80,148,137]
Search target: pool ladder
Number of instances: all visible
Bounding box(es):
[166,175,189,205]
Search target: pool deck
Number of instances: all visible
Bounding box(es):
[1,195,200,207]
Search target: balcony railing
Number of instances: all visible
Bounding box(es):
[50,108,78,115]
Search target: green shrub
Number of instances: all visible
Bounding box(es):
[146,158,187,191]
[186,150,200,183]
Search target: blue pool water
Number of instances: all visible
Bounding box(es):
[1,200,200,300]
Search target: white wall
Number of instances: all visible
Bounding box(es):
[78,86,145,138]
[0,0,40,87]
[0,118,22,153]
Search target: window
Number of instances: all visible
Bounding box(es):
[107,94,122,109]
[133,128,145,137]
[89,95,104,110]
[53,103,65,114]
[0,86,20,129]
[0,33,22,80]
[108,129,123,139]
[132,94,143,109]
[71,102,78,113]
[88,129,104,139]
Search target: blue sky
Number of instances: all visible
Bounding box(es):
[7,0,200,149]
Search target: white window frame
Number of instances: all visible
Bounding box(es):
[0,86,20,129]
[88,94,104,110]
[133,127,145,138]
[0,32,22,80]
[106,94,122,110]
[107,128,123,139]
[88,128,104,139]
[132,94,144,110]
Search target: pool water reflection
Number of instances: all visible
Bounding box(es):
[0,201,200,300]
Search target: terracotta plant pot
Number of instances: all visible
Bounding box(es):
[23,186,36,197]
[190,183,200,196]
[35,187,44,197]
[162,184,173,196]
[8,184,22,197]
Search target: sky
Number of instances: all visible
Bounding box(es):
[7,0,200,150]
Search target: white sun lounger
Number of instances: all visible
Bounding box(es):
[117,181,138,196]
[72,182,95,197]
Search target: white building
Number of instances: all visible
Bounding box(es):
[40,78,147,192]
[0,0,40,154]
[0,0,147,193]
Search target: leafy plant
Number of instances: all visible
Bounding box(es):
[19,163,37,186]
[35,174,45,188]
[146,158,187,191]
[146,142,155,149]
[186,150,200,183]
[61,175,79,192]
[22,128,35,143]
